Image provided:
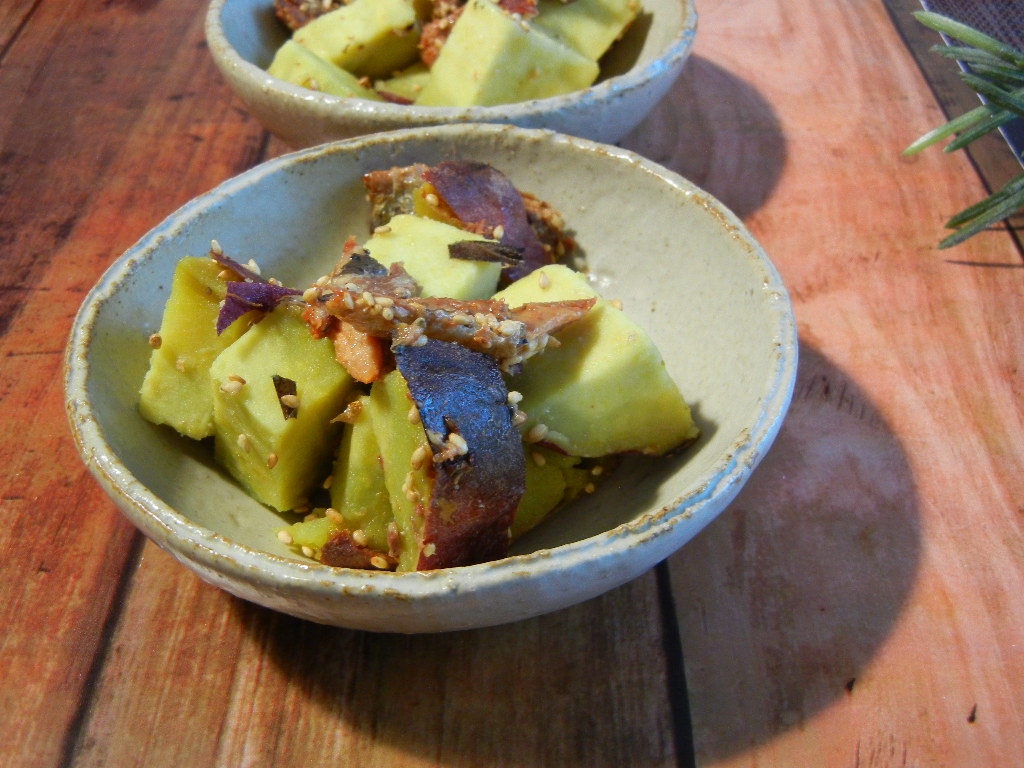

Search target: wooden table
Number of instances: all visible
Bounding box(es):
[2,0,1022,765]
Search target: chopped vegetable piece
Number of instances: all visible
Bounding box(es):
[495,264,699,457]
[139,256,254,440]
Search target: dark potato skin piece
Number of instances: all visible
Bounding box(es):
[394,338,526,569]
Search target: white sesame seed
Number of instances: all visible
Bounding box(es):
[448,433,469,455]
[352,528,368,546]
[237,433,252,452]
[325,507,343,523]
[507,390,523,405]
[246,259,261,276]
[492,224,505,240]
[538,271,551,289]
[370,555,389,569]
[302,286,319,303]
[277,530,293,545]
[373,224,392,234]
[210,239,223,255]
[422,543,436,558]
[220,379,244,395]
[408,406,421,424]
[280,394,300,410]
[411,444,431,470]
[301,545,315,558]
[532,451,546,467]
[526,423,549,443]
[321,473,333,489]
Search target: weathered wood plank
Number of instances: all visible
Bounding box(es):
[621,0,1024,764]
[0,0,268,764]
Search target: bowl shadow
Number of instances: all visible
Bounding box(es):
[619,54,787,220]
[228,342,919,765]
[668,343,922,760]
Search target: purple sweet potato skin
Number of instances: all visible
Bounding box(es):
[394,338,526,569]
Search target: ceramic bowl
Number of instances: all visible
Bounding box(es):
[65,124,796,633]
[205,0,698,147]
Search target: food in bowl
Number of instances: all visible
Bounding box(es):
[138,159,699,572]
[266,0,642,106]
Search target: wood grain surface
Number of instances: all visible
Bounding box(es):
[1,0,1021,766]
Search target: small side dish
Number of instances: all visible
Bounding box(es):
[139,160,698,571]
[266,0,642,106]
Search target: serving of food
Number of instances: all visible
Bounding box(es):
[65,125,796,631]
[204,0,698,146]
[138,159,700,571]
[266,0,642,107]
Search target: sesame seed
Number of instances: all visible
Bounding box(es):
[228,374,246,384]
[266,453,278,469]
[325,507,343,523]
[584,482,596,494]
[302,286,319,303]
[493,224,505,240]
[507,390,523,405]
[237,433,251,452]
[610,299,624,311]
[382,307,395,321]
[277,530,293,545]
[411,444,431,470]
[321,474,333,489]
[217,269,233,280]
[148,333,162,349]
[408,406,421,424]
[343,293,356,310]
[532,451,546,467]
[591,465,604,476]
[279,394,300,410]
[373,224,392,234]
[424,192,439,207]
[210,239,223,255]
[361,291,375,307]
[301,545,315,558]
[220,379,243,395]
[370,555,389,569]
[448,433,469,455]
[422,543,436,558]
[352,528,368,546]
[246,259,261,276]
[526,423,549,443]
[538,271,551,289]
[303,512,318,522]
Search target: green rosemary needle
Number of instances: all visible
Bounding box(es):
[903,11,1024,248]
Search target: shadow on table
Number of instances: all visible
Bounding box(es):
[619,54,787,220]
[239,575,683,766]
[671,342,922,761]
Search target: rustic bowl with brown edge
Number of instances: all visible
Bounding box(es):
[65,123,797,633]
[205,0,698,148]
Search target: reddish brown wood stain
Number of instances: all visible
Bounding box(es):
[1,0,1022,765]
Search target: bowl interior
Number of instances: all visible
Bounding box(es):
[215,0,693,96]
[68,125,794,628]
[216,0,696,99]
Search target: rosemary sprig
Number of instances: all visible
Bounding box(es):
[904,11,1024,248]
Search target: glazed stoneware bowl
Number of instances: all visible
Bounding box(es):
[65,124,797,633]
[205,0,698,147]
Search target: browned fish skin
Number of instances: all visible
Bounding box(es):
[312,271,594,371]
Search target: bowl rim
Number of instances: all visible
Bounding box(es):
[65,124,796,614]
[204,0,700,120]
